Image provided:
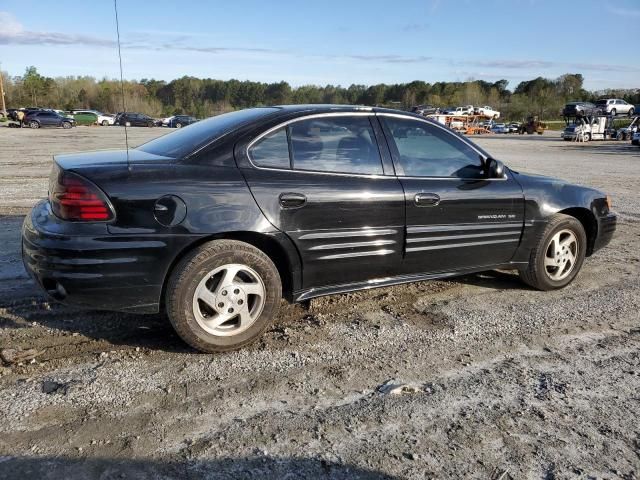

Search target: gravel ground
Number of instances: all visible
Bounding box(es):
[0,126,639,479]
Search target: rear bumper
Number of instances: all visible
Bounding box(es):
[593,212,616,253]
[22,201,179,313]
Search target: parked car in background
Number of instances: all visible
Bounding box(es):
[70,110,115,126]
[562,102,598,117]
[6,109,20,121]
[25,111,76,129]
[411,105,439,116]
[490,123,509,134]
[67,110,98,126]
[595,99,635,117]
[164,115,198,128]
[447,105,474,115]
[615,116,639,140]
[475,106,500,119]
[21,105,616,353]
[508,122,521,133]
[114,112,155,127]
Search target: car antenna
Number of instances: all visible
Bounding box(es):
[113,0,130,171]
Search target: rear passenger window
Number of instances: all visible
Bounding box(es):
[289,117,383,175]
[249,128,290,168]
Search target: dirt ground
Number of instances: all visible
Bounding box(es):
[0,125,639,479]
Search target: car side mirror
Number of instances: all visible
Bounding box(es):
[485,157,505,178]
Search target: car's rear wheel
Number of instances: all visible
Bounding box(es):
[29,121,39,129]
[175,122,182,128]
[124,121,131,127]
[629,108,635,117]
[519,214,586,290]
[101,120,109,126]
[166,240,281,353]
[610,108,616,117]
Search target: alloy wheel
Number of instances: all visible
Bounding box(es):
[543,229,578,281]
[192,263,266,336]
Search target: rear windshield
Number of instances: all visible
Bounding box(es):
[136,108,278,158]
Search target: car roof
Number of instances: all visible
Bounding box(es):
[273,104,427,119]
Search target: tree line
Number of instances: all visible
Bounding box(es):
[2,67,639,121]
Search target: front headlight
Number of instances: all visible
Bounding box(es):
[605,195,612,211]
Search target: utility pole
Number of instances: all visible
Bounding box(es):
[0,62,6,116]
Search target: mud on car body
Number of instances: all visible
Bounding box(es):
[23,105,617,352]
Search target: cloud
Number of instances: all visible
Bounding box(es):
[460,57,639,73]
[606,4,640,17]
[401,23,430,32]
[0,11,116,47]
[466,59,555,69]
[0,11,281,56]
[346,54,433,64]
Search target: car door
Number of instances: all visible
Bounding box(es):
[237,113,405,291]
[379,114,524,275]
[40,112,57,126]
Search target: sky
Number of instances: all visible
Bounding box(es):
[1,0,639,91]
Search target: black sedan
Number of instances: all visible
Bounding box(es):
[22,105,616,352]
[114,112,155,127]
[25,111,76,129]
[166,115,198,128]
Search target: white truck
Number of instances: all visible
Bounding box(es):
[475,106,500,119]
[562,116,609,141]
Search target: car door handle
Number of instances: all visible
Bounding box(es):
[279,192,307,209]
[414,193,440,207]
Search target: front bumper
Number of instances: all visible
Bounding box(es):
[22,201,180,313]
[593,212,617,253]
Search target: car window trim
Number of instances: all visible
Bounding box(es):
[246,112,389,177]
[376,112,507,181]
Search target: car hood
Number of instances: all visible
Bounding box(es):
[54,149,174,169]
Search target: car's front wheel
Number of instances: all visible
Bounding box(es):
[29,121,40,129]
[610,108,616,117]
[166,240,282,353]
[629,108,635,117]
[101,120,109,126]
[62,121,72,129]
[519,214,586,290]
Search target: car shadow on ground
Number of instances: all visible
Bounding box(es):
[0,269,527,355]
[0,455,401,480]
[550,143,640,156]
[453,269,525,290]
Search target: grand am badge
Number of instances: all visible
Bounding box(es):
[477,214,517,220]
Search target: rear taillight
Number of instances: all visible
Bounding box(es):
[49,165,114,222]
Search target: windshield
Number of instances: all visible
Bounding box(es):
[136,108,279,158]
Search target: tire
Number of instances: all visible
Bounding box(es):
[610,108,616,117]
[629,108,635,117]
[175,122,182,129]
[147,122,154,128]
[101,120,109,126]
[125,121,131,127]
[62,121,72,129]
[29,121,40,129]
[166,240,282,353]
[519,214,587,291]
